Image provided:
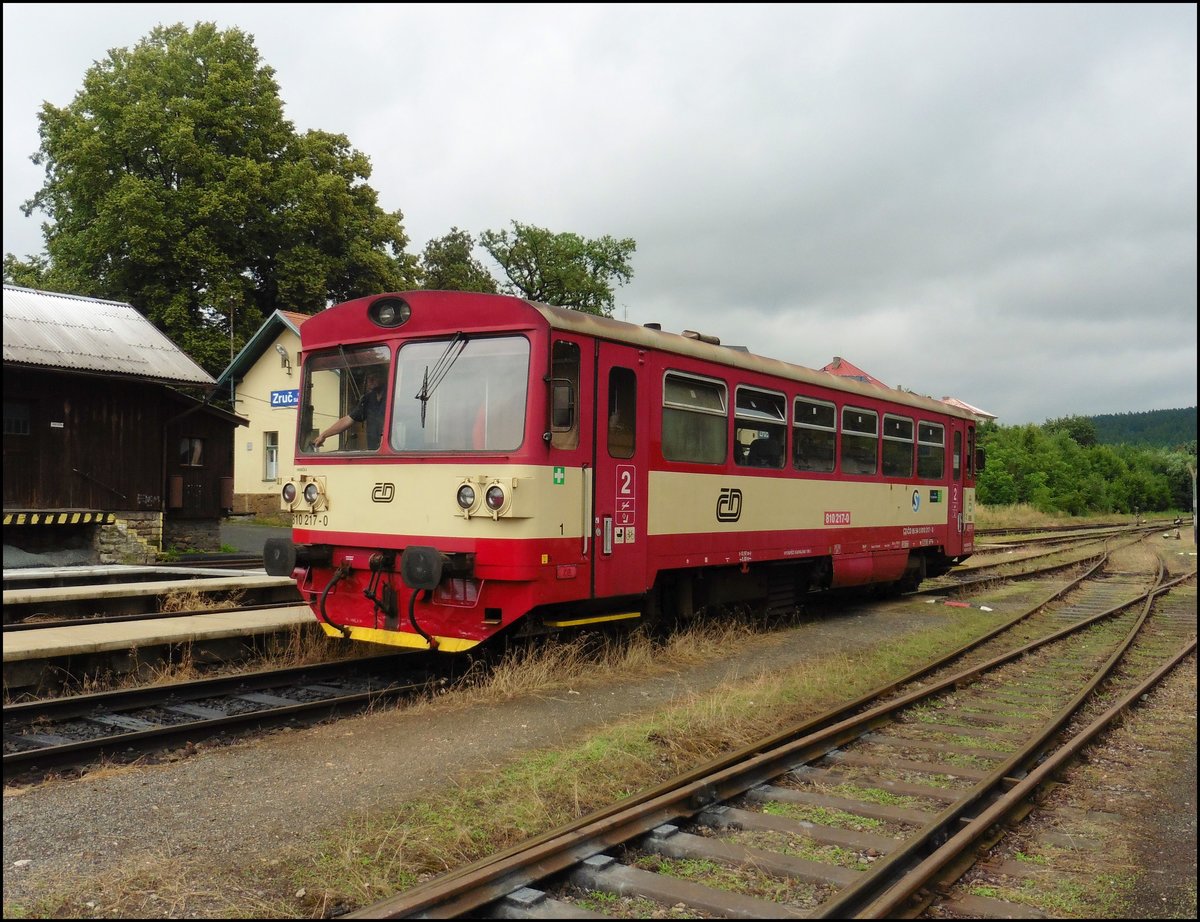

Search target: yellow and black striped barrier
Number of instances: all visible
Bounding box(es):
[2,511,117,526]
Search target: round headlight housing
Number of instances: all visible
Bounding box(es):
[303,482,321,505]
[456,484,476,509]
[485,484,506,511]
[281,483,297,504]
[369,297,411,328]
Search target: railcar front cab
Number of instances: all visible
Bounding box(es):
[264,294,561,650]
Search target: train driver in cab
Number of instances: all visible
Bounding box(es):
[312,369,387,450]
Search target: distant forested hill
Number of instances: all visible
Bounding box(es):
[1089,408,1196,448]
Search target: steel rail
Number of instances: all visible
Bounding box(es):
[814,565,1195,918]
[865,632,1197,917]
[3,652,425,775]
[348,547,1175,918]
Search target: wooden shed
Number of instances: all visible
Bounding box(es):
[3,285,247,562]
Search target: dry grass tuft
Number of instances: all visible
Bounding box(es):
[160,588,246,612]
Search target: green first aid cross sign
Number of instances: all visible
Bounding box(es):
[553,466,565,485]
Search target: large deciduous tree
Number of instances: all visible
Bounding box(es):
[479,220,635,316]
[419,228,498,294]
[10,22,417,374]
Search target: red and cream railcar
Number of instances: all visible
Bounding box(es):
[264,291,980,652]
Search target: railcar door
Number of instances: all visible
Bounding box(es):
[592,343,650,600]
[946,421,967,557]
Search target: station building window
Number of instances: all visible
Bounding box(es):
[179,437,204,467]
[263,431,279,481]
[3,400,31,437]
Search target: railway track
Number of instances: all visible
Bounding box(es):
[345,546,1195,919]
[1,653,448,779]
[973,517,1187,540]
[920,526,1171,593]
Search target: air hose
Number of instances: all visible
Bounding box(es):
[407,589,439,650]
[317,563,353,638]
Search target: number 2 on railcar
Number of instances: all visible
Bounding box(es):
[264,291,983,652]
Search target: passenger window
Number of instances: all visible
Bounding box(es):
[793,398,836,473]
[840,407,878,475]
[917,422,945,479]
[953,431,962,481]
[662,372,727,464]
[734,386,786,468]
[882,415,914,478]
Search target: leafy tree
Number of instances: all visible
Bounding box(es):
[1091,408,1197,449]
[1043,415,1098,447]
[479,220,635,316]
[977,421,1193,515]
[9,22,417,375]
[2,254,52,289]
[419,228,498,293]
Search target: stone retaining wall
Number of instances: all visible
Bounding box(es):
[95,511,161,564]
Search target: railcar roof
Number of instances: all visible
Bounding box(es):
[304,291,976,423]
[525,299,976,422]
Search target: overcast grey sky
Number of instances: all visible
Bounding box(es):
[4,3,1196,424]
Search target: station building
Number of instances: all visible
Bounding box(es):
[214,309,311,516]
[2,285,247,563]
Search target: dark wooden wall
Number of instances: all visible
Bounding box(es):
[3,367,236,520]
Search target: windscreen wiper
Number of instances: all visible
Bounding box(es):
[416,332,468,426]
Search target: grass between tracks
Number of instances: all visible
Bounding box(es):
[286,607,1006,916]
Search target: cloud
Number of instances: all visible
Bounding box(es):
[3,3,1195,424]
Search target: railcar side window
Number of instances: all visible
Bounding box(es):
[953,431,962,481]
[917,422,945,479]
[607,367,637,459]
[840,407,878,475]
[550,341,580,450]
[734,386,786,468]
[662,372,727,464]
[882,414,914,478]
[793,397,836,473]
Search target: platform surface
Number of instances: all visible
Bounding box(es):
[3,572,294,605]
[3,605,315,662]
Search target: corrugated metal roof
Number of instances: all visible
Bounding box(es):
[3,285,214,385]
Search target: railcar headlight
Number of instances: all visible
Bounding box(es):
[303,482,321,505]
[369,297,411,327]
[281,482,297,504]
[485,484,506,511]
[457,484,476,509]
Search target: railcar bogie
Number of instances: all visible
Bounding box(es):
[265,291,980,653]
